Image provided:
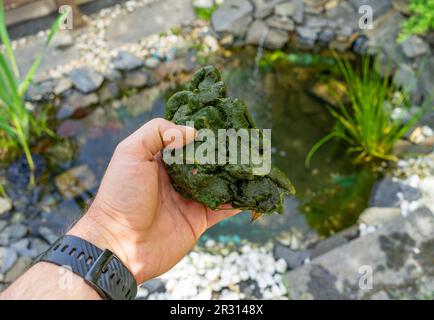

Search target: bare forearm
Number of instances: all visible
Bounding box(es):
[0,213,129,300]
[0,262,101,300]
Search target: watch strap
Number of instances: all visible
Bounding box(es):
[36,235,137,300]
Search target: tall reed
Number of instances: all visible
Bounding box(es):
[306,54,421,167]
[0,0,66,185]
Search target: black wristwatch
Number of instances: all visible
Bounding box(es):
[35,235,137,300]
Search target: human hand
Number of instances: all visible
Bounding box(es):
[68,118,240,283]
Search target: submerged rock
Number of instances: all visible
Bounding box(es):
[55,165,97,199]
[164,66,295,215]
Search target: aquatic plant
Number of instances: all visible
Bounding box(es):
[0,0,66,185]
[194,3,218,21]
[398,0,434,42]
[306,54,420,167]
[259,50,336,69]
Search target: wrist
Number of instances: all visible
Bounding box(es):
[67,209,136,281]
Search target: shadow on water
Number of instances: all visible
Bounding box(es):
[45,48,377,243]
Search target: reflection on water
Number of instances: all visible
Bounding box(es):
[56,48,376,242]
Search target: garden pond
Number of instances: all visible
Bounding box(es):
[3,47,378,245]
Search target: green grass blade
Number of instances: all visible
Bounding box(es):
[0,0,19,78]
[18,12,67,96]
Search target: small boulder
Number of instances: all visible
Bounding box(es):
[211,0,253,37]
[401,36,430,59]
[55,165,97,199]
[273,244,309,270]
[69,67,104,94]
[112,51,143,71]
[274,0,303,24]
[252,0,286,19]
[246,20,288,49]
[0,197,12,216]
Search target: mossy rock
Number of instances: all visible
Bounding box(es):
[164,66,295,215]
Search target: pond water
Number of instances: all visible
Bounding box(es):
[39,48,377,244]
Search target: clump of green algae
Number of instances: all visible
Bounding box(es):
[164,66,295,215]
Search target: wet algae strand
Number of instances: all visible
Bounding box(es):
[164,66,295,215]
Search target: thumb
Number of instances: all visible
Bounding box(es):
[117,118,196,160]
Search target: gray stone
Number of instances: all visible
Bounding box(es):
[0,197,12,216]
[55,165,97,199]
[303,0,328,7]
[3,223,28,241]
[326,1,357,30]
[211,0,253,37]
[57,92,99,120]
[144,57,160,69]
[274,0,303,23]
[296,27,318,42]
[52,33,74,50]
[349,0,392,20]
[30,238,50,255]
[106,0,194,46]
[104,69,123,82]
[264,28,289,49]
[124,71,149,88]
[369,179,402,207]
[318,28,335,43]
[1,248,17,274]
[193,0,214,9]
[392,0,411,15]
[394,63,418,93]
[252,0,286,19]
[98,82,120,103]
[69,67,104,94]
[26,80,55,101]
[112,51,144,71]
[0,220,7,232]
[4,256,32,283]
[310,233,349,259]
[245,20,289,49]
[419,57,434,99]
[54,78,73,95]
[401,184,422,202]
[10,239,29,251]
[141,278,166,293]
[273,244,310,269]
[401,36,430,58]
[359,207,401,227]
[10,238,37,258]
[305,15,332,29]
[265,15,295,31]
[38,227,58,244]
[365,11,405,55]
[284,208,434,299]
